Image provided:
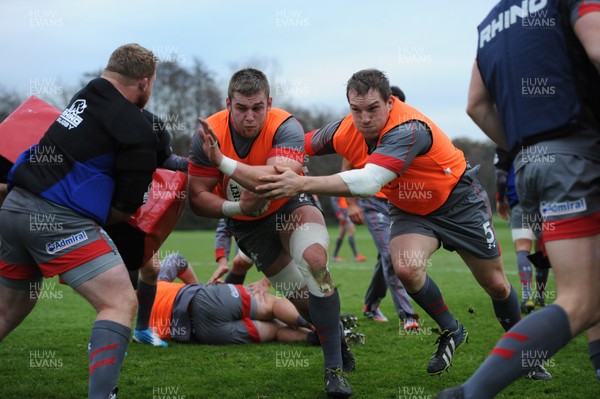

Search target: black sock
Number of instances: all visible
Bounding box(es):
[348,236,358,257]
[135,281,156,331]
[308,291,342,370]
[306,331,320,346]
[88,320,130,398]
[409,275,456,331]
[334,237,343,258]
[535,267,549,301]
[224,272,246,284]
[492,284,521,331]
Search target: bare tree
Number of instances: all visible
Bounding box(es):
[0,86,26,122]
[144,58,222,157]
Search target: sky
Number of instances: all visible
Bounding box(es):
[0,0,499,141]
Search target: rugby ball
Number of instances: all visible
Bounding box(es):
[222,174,270,217]
[223,175,244,202]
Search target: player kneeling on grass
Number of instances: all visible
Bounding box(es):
[149,254,318,345]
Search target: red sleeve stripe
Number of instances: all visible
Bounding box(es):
[367,153,406,175]
[579,2,600,16]
[188,161,220,178]
[304,131,317,156]
[268,147,304,163]
[215,248,226,262]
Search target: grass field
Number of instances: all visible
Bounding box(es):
[0,219,598,398]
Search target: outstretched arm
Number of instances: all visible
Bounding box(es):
[257,163,396,200]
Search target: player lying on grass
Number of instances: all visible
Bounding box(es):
[148,253,318,345]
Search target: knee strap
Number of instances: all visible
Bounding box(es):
[268,259,306,298]
[289,223,334,296]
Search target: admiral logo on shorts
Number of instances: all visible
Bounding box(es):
[45,231,89,254]
[56,99,87,130]
[540,198,587,217]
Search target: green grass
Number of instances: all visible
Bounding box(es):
[0,218,597,398]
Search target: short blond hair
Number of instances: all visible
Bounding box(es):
[104,43,157,80]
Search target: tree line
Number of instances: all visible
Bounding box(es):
[0,59,497,230]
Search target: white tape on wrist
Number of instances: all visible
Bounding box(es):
[218,156,238,176]
[222,200,242,217]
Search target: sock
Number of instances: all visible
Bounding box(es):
[364,255,386,311]
[224,272,246,284]
[462,304,572,399]
[296,315,314,330]
[589,339,600,379]
[492,284,521,331]
[409,275,456,331]
[308,291,342,370]
[516,250,532,300]
[135,281,156,331]
[88,320,131,399]
[534,267,549,302]
[348,236,358,257]
[306,331,320,346]
[333,237,343,258]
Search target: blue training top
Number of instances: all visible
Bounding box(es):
[476,0,600,152]
[8,78,157,225]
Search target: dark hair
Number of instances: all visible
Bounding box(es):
[104,43,157,80]
[390,85,406,102]
[228,68,270,99]
[346,69,391,102]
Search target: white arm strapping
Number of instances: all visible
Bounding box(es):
[337,164,397,198]
[222,200,242,217]
[218,156,238,176]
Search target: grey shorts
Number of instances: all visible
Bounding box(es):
[514,149,600,241]
[0,188,123,289]
[508,204,536,241]
[191,284,259,344]
[226,194,321,271]
[509,203,525,230]
[390,167,501,259]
